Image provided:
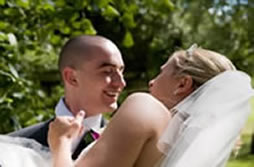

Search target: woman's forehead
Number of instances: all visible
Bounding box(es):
[163,53,178,67]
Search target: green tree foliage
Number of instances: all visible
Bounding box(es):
[0,0,252,133]
[172,0,252,74]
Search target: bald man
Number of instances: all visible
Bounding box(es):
[9,35,126,159]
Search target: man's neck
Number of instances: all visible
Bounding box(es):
[55,98,102,132]
[63,97,80,116]
[63,97,97,118]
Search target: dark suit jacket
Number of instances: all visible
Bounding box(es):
[9,118,105,159]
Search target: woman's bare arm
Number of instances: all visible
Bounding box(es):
[76,93,169,167]
[49,93,170,167]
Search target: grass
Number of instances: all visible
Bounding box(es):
[226,98,254,167]
[227,157,254,167]
[227,134,254,167]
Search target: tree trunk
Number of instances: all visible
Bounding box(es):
[251,133,254,154]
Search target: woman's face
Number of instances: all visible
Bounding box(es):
[149,56,181,109]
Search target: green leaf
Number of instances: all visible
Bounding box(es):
[8,64,19,78]
[37,90,45,98]
[7,33,17,46]
[0,97,4,104]
[81,19,97,35]
[55,0,65,7]
[50,35,61,44]
[94,0,111,8]
[122,31,134,48]
[0,70,16,82]
[70,13,79,22]
[24,117,38,126]
[0,32,7,41]
[72,22,81,29]
[42,3,55,11]
[0,0,5,6]
[60,26,71,35]
[5,98,13,104]
[16,0,30,9]
[102,5,120,20]
[13,92,24,99]
[163,0,174,11]
[0,21,8,30]
[122,13,136,28]
[73,31,83,36]
[3,8,19,16]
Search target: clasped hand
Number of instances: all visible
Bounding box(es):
[48,111,85,152]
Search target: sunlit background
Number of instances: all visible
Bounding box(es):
[0,0,253,165]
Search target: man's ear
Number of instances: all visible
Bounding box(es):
[174,75,193,96]
[62,67,78,87]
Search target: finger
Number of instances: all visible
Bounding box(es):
[74,110,85,124]
[78,125,85,137]
[54,116,73,126]
[67,117,75,123]
[70,110,85,132]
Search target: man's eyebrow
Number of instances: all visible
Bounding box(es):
[98,63,125,70]
[98,62,116,68]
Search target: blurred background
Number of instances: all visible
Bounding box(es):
[0,0,253,166]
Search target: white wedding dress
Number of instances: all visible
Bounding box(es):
[0,135,52,167]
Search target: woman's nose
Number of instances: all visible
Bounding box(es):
[149,79,154,88]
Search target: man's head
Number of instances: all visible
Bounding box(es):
[59,35,126,117]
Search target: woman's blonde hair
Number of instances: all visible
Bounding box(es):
[172,46,236,89]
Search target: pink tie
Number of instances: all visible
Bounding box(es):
[90,130,100,140]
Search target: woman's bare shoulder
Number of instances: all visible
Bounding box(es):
[115,92,171,130]
[122,92,168,112]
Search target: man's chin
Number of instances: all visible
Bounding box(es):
[108,102,118,111]
[86,103,118,116]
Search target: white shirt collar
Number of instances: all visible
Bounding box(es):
[55,98,102,132]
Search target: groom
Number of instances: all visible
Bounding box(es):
[9,35,126,159]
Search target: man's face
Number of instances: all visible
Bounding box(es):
[73,41,126,116]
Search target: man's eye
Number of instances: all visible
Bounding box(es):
[103,68,114,74]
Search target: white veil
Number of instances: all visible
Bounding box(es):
[0,135,52,167]
[157,70,254,167]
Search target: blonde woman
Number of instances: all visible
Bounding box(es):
[48,45,253,167]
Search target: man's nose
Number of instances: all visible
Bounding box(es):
[112,72,126,89]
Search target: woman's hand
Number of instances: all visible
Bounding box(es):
[48,111,85,153]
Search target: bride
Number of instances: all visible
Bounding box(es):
[48,45,254,167]
[1,45,253,167]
